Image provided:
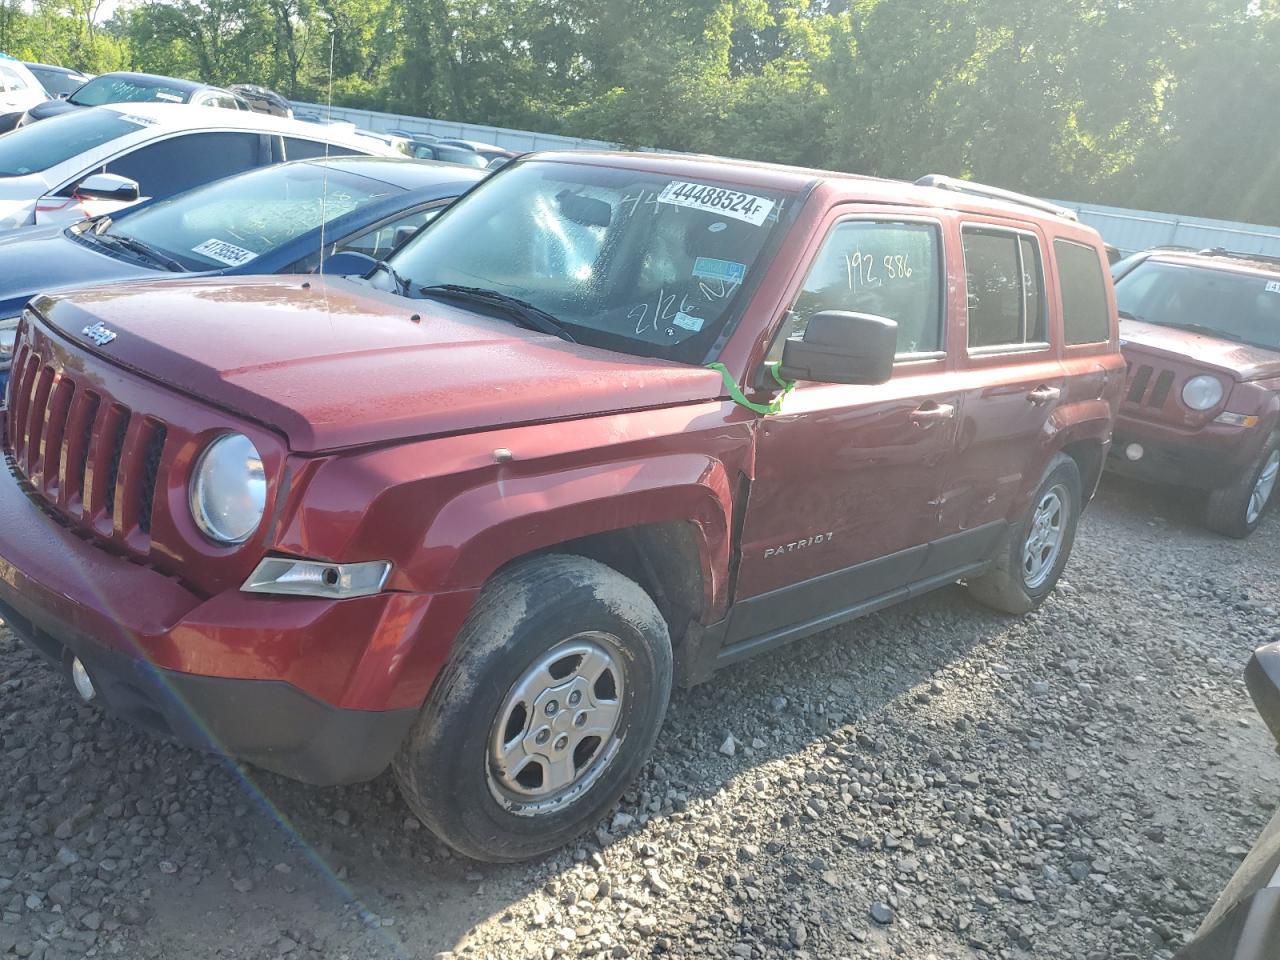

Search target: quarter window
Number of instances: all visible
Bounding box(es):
[1055,239,1111,344]
[963,227,1046,349]
[102,132,264,201]
[788,220,944,355]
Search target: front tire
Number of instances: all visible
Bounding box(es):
[393,554,672,862]
[1205,436,1280,539]
[967,453,1082,615]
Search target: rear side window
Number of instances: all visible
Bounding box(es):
[963,227,1046,349]
[103,132,264,201]
[789,220,944,356]
[1055,239,1111,344]
[284,137,354,160]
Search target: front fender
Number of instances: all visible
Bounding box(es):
[416,454,736,619]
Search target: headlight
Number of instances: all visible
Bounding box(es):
[189,433,266,544]
[0,316,18,373]
[1182,375,1224,411]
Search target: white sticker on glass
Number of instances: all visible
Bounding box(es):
[192,238,256,267]
[672,311,704,332]
[656,181,775,226]
[1266,280,1280,294]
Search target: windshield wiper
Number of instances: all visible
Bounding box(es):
[91,233,185,272]
[1149,319,1243,342]
[1118,309,1142,322]
[417,284,577,343]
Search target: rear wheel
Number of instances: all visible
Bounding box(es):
[393,554,672,862]
[967,454,1082,615]
[1206,436,1280,539]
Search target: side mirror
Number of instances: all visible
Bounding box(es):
[778,311,897,385]
[317,250,379,277]
[74,173,140,203]
[392,225,420,248]
[1245,641,1280,748]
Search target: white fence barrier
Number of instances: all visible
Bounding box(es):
[297,101,1280,257]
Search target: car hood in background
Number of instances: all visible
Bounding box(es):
[0,224,155,316]
[22,98,76,123]
[30,276,726,453]
[1120,319,1280,382]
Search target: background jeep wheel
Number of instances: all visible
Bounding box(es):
[967,453,1082,615]
[1205,436,1280,539]
[393,554,672,862]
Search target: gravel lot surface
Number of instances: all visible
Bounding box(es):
[2,475,1279,960]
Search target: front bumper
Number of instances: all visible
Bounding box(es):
[0,458,475,784]
[0,593,415,784]
[1106,416,1265,490]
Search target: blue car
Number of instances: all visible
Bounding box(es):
[0,156,486,397]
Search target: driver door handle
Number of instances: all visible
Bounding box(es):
[1028,385,1062,405]
[910,401,956,427]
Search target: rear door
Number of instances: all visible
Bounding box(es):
[942,220,1066,535]
[729,207,963,648]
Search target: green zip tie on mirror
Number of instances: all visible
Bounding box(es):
[706,361,795,416]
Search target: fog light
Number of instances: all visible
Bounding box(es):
[1125,443,1144,462]
[70,657,96,702]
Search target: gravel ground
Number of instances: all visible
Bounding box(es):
[2,475,1279,960]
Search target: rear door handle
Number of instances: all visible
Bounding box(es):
[910,402,956,426]
[1028,385,1061,405]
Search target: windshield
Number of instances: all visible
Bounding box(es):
[0,109,147,177]
[28,67,84,98]
[102,162,399,270]
[388,160,790,362]
[1116,260,1280,352]
[70,75,190,106]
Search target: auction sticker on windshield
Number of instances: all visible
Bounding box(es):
[657,181,774,226]
[192,238,255,267]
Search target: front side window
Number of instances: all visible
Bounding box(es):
[963,227,1047,349]
[100,161,398,270]
[1115,260,1280,352]
[387,160,792,363]
[103,132,263,201]
[788,220,944,356]
[0,110,147,177]
[1,64,30,91]
[69,75,190,106]
[1055,239,1111,345]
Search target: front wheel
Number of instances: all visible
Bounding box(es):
[393,554,672,862]
[1205,437,1280,539]
[967,453,1082,615]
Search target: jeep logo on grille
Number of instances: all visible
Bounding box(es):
[81,321,117,346]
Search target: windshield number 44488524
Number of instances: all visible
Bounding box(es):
[657,181,775,227]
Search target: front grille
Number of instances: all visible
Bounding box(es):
[1124,363,1178,410]
[6,356,168,547]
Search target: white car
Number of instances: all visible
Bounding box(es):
[0,59,48,119]
[0,103,403,230]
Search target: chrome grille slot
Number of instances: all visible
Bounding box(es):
[1147,370,1175,408]
[1126,365,1152,404]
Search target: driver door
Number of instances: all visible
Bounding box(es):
[727,210,968,649]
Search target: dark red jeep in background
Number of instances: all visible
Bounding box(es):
[1109,249,1280,537]
[0,155,1122,861]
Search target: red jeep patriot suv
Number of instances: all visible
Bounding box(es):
[1110,248,1280,537]
[0,155,1122,861]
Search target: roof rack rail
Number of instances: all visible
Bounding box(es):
[1196,246,1280,266]
[914,174,1078,221]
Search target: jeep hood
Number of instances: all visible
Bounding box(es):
[1121,319,1280,382]
[32,276,726,452]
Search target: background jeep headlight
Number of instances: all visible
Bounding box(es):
[0,316,18,373]
[1182,375,1225,411]
[190,433,266,544]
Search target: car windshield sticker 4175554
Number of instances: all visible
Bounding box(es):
[192,238,256,267]
[657,181,775,226]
